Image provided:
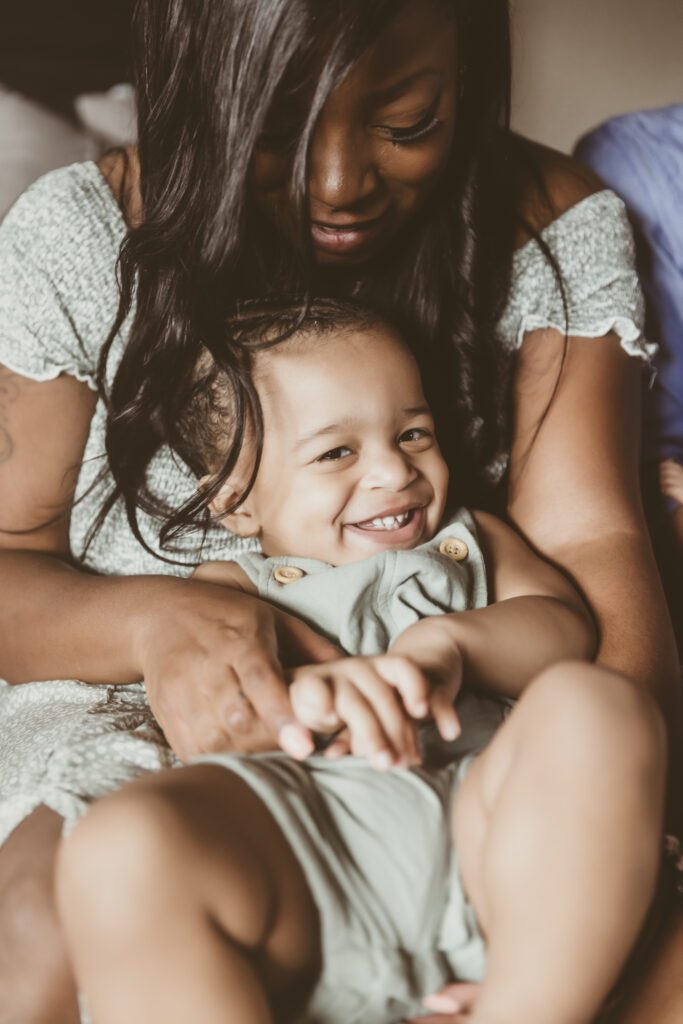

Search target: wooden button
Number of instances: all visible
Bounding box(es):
[273,565,305,585]
[439,537,469,562]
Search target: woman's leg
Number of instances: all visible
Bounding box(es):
[0,806,79,1024]
[453,662,666,1024]
[55,764,321,1024]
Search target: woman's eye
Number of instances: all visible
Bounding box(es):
[316,446,353,463]
[374,96,442,146]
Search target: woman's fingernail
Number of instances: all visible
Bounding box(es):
[414,700,429,717]
[279,724,315,759]
[373,751,393,771]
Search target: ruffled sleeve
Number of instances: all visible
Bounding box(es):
[0,163,126,389]
[497,189,657,363]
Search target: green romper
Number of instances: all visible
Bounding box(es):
[199,511,509,1024]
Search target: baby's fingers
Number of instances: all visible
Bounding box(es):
[334,680,405,769]
[374,655,431,719]
[290,673,342,732]
[429,686,461,742]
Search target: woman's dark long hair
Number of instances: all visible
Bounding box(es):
[92,0,562,560]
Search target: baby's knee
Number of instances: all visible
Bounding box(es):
[56,783,192,936]
[525,662,666,769]
[0,851,76,1023]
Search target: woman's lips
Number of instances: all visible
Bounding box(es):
[310,214,389,256]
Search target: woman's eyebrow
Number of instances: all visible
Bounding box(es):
[368,69,440,106]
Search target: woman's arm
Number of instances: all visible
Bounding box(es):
[508,331,680,722]
[0,368,330,759]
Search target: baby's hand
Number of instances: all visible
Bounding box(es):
[288,655,459,769]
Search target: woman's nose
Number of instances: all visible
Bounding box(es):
[308,124,380,212]
[362,450,418,491]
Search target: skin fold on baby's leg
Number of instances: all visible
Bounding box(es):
[0,806,79,1024]
[55,765,322,1024]
[453,661,666,1024]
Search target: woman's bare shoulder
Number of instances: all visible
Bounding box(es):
[514,139,607,248]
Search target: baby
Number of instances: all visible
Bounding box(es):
[69,301,666,1024]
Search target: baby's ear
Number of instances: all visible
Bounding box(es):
[198,475,261,538]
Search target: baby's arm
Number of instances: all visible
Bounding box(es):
[192,561,445,766]
[391,511,597,700]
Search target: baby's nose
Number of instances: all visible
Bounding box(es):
[363,450,418,490]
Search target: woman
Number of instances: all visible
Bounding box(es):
[0,1,679,1022]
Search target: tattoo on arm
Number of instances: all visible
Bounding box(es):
[0,369,21,463]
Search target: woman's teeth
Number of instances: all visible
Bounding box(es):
[357,511,412,531]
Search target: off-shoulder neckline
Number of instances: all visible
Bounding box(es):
[79,160,619,262]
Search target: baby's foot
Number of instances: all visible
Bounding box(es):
[659,459,683,506]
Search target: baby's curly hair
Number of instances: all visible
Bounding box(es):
[175,296,390,480]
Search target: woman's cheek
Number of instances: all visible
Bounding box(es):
[376,138,454,204]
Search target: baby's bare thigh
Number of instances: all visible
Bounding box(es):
[0,806,79,1024]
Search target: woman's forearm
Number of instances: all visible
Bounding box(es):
[540,530,680,715]
[0,549,179,685]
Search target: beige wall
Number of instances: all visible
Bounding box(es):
[510,0,683,153]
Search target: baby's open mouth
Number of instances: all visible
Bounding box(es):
[352,508,416,531]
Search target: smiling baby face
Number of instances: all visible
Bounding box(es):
[207,323,449,565]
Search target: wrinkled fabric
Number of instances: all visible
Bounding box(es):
[196,752,485,1023]
[235,511,487,655]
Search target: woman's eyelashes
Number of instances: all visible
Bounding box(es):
[257,95,444,152]
[373,95,443,145]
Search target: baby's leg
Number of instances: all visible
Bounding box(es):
[0,806,79,1024]
[55,765,321,1024]
[454,662,666,1024]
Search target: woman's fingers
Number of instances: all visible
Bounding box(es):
[236,648,314,758]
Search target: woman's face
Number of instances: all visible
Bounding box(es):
[251,1,458,266]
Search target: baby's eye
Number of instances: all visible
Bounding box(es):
[400,428,432,444]
[316,446,353,462]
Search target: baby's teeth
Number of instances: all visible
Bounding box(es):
[362,511,410,530]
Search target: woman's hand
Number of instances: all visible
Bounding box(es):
[130,577,340,761]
